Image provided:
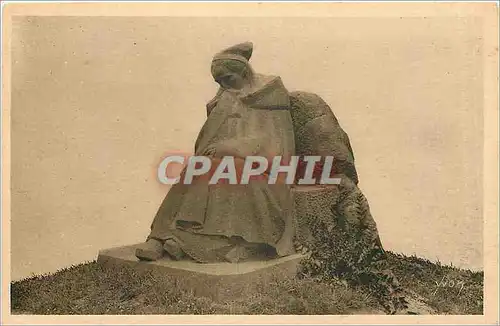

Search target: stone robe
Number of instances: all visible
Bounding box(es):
[148,75,296,262]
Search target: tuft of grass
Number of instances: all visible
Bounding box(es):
[10,252,482,315]
[385,252,483,315]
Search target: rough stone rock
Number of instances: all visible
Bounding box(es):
[292,185,341,251]
[289,91,358,184]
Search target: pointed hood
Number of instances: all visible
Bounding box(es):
[212,41,253,64]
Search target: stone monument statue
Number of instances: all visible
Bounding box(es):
[136,41,385,270]
[136,42,296,263]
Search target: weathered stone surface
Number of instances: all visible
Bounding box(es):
[292,185,340,250]
[292,181,384,255]
[289,91,358,184]
[97,244,304,301]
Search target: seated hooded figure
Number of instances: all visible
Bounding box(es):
[136,42,296,263]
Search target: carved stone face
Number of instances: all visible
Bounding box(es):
[211,59,249,90]
[216,72,246,90]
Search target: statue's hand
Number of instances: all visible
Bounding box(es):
[202,141,241,158]
[214,143,241,158]
[203,137,262,159]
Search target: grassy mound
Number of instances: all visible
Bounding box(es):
[11,252,482,315]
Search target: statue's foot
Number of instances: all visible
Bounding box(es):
[135,238,164,261]
[163,238,185,260]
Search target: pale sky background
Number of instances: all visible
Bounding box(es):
[10,16,483,280]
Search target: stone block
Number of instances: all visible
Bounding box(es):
[97,244,305,301]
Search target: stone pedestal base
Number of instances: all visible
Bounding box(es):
[97,244,305,301]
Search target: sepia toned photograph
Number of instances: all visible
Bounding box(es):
[1,2,498,325]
